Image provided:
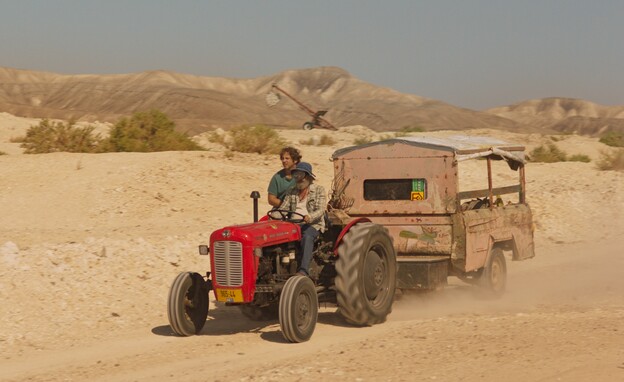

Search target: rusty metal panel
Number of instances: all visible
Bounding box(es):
[330,137,534,280]
[366,215,453,225]
[365,216,453,255]
[461,204,534,272]
[332,139,454,159]
[389,225,452,255]
[331,136,525,158]
[332,141,458,215]
[396,259,448,290]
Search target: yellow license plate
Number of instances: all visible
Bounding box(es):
[215,288,244,303]
[411,191,425,200]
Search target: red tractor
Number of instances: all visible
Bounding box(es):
[168,135,534,342]
[167,193,397,343]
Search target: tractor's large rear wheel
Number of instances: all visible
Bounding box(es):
[168,272,209,336]
[279,275,318,343]
[336,222,397,326]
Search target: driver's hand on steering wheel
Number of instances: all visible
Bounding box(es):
[303,215,311,223]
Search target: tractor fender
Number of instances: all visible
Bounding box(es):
[332,217,372,256]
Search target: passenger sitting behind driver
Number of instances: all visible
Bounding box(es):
[278,162,326,277]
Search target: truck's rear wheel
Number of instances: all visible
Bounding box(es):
[167,272,209,336]
[480,248,507,296]
[279,275,318,343]
[336,222,397,326]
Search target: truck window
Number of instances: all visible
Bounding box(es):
[364,179,427,201]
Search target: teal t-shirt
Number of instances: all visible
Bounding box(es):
[268,169,295,201]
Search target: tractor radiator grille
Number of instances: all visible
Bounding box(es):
[212,241,243,287]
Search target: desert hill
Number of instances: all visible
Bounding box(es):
[0,66,525,134]
[485,97,624,136]
[2,65,623,137]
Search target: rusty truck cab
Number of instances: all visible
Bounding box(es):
[328,135,535,290]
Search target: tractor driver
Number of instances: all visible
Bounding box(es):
[278,162,326,277]
[267,147,302,207]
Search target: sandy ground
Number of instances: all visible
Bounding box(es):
[0,116,623,381]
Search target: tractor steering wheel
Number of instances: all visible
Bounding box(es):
[267,209,306,224]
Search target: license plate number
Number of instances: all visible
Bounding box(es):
[215,288,243,303]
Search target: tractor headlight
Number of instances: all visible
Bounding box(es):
[254,247,262,258]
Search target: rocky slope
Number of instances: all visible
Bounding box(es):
[485,97,624,136]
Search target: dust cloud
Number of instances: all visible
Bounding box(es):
[391,238,624,321]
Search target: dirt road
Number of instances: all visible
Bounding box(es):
[2,239,622,382]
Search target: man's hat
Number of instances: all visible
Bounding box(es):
[293,162,315,179]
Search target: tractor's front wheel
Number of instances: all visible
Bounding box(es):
[279,275,318,343]
[167,272,209,336]
[336,222,397,326]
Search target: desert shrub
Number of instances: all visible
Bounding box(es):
[353,137,373,145]
[393,126,423,138]
[300,134,337,146]
[400,125,424,133]
[9,136,25,143]
[548,135,570,142]
[599,131,624,148]
[568,154,591,163]
[221,125,286,154]
[378,134,395,141]
[21,119,101,154]
[319,135,336,145]
[103,110,202,152]
[529,143,568,163]
[596,149,624,171]
[207,131,226,145]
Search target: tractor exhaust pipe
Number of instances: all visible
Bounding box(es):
[250,191,260,222]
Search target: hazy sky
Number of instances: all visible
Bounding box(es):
[0,1,622,109]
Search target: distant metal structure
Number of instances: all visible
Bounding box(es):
[265,84,337,131]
